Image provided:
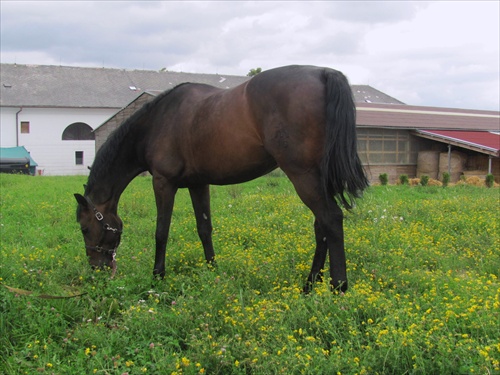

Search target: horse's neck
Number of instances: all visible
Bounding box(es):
[86,174,132,212]
[86,127,147,208]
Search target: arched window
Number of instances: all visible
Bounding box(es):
[62,122,95,140]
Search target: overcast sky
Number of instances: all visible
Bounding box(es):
[1,1,499,111]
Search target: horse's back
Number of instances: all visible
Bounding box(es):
[147,81,277,185]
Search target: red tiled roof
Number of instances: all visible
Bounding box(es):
[415,130,500,157]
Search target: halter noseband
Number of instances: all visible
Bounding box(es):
[83,196,122,256]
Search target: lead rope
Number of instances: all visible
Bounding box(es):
[1,283,87,299]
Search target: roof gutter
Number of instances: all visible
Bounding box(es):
[356,105,500,118]
[15,107,23,147]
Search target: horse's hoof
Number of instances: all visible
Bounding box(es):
[330,280,348,294]
[302,283,313,295]
[207,259,218,270]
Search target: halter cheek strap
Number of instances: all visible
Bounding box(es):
[83,196,122,255]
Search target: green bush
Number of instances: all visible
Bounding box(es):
[420,175,429,186]
[399,174,409,185]
[442,172,450,187]
[379,173,388,186]
[485,173,494,188]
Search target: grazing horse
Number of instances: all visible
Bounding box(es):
[74,65,368,292]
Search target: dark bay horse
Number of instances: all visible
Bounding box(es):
[74,65,369,292]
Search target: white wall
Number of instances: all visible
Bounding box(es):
[26,140,97,176]
[1,106,117,175]
[0,106,20,146]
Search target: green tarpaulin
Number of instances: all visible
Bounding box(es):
[0,146,38,175]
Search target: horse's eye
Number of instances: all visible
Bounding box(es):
[81,227,89,235]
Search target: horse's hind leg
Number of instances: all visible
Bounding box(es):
[189,185,216,264]
[286,172,348,292]
[303,219,328,294]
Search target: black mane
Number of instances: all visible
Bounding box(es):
[85,85,186,194]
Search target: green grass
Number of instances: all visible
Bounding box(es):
[1,174,499,375]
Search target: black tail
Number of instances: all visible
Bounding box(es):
[322,69,369,209]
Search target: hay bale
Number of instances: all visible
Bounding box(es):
[427,178,443,186]
[409,178,420,186]
[417,151,440,179]
[439,151,467,182]
[463,170,488,180]
[465,176,484,186]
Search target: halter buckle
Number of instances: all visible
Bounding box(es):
[104,223,121,233]
[95,211,104,221]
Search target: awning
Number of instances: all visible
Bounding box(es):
[0,146,38,166]
[414,130,500,157]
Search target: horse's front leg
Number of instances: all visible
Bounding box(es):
[152,176,178,278]
[189,184,216,264]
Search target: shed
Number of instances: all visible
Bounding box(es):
[414,130,500,179]
[356,103,500,183]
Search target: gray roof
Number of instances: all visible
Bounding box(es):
[352,86,404,105]
[0,64,250,108]
[0,63,403,108]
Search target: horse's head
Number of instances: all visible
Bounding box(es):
[74,193,123,274]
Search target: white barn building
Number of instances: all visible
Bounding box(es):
[0,64,250,175]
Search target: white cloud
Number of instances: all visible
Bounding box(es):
[1,1,498,110]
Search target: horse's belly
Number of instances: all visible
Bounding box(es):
[187,150,277,186]
[209,161,278,185]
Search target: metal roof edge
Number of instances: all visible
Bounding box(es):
[414,130,499,157]
[0,104,121,110]
[356,104,500,118]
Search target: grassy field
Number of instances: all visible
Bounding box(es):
[0,174,499,375]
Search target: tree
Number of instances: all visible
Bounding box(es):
[247,67,262,77]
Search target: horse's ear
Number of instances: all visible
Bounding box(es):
[74,193,88,208]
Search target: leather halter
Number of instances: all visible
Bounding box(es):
[83,196,122,256]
